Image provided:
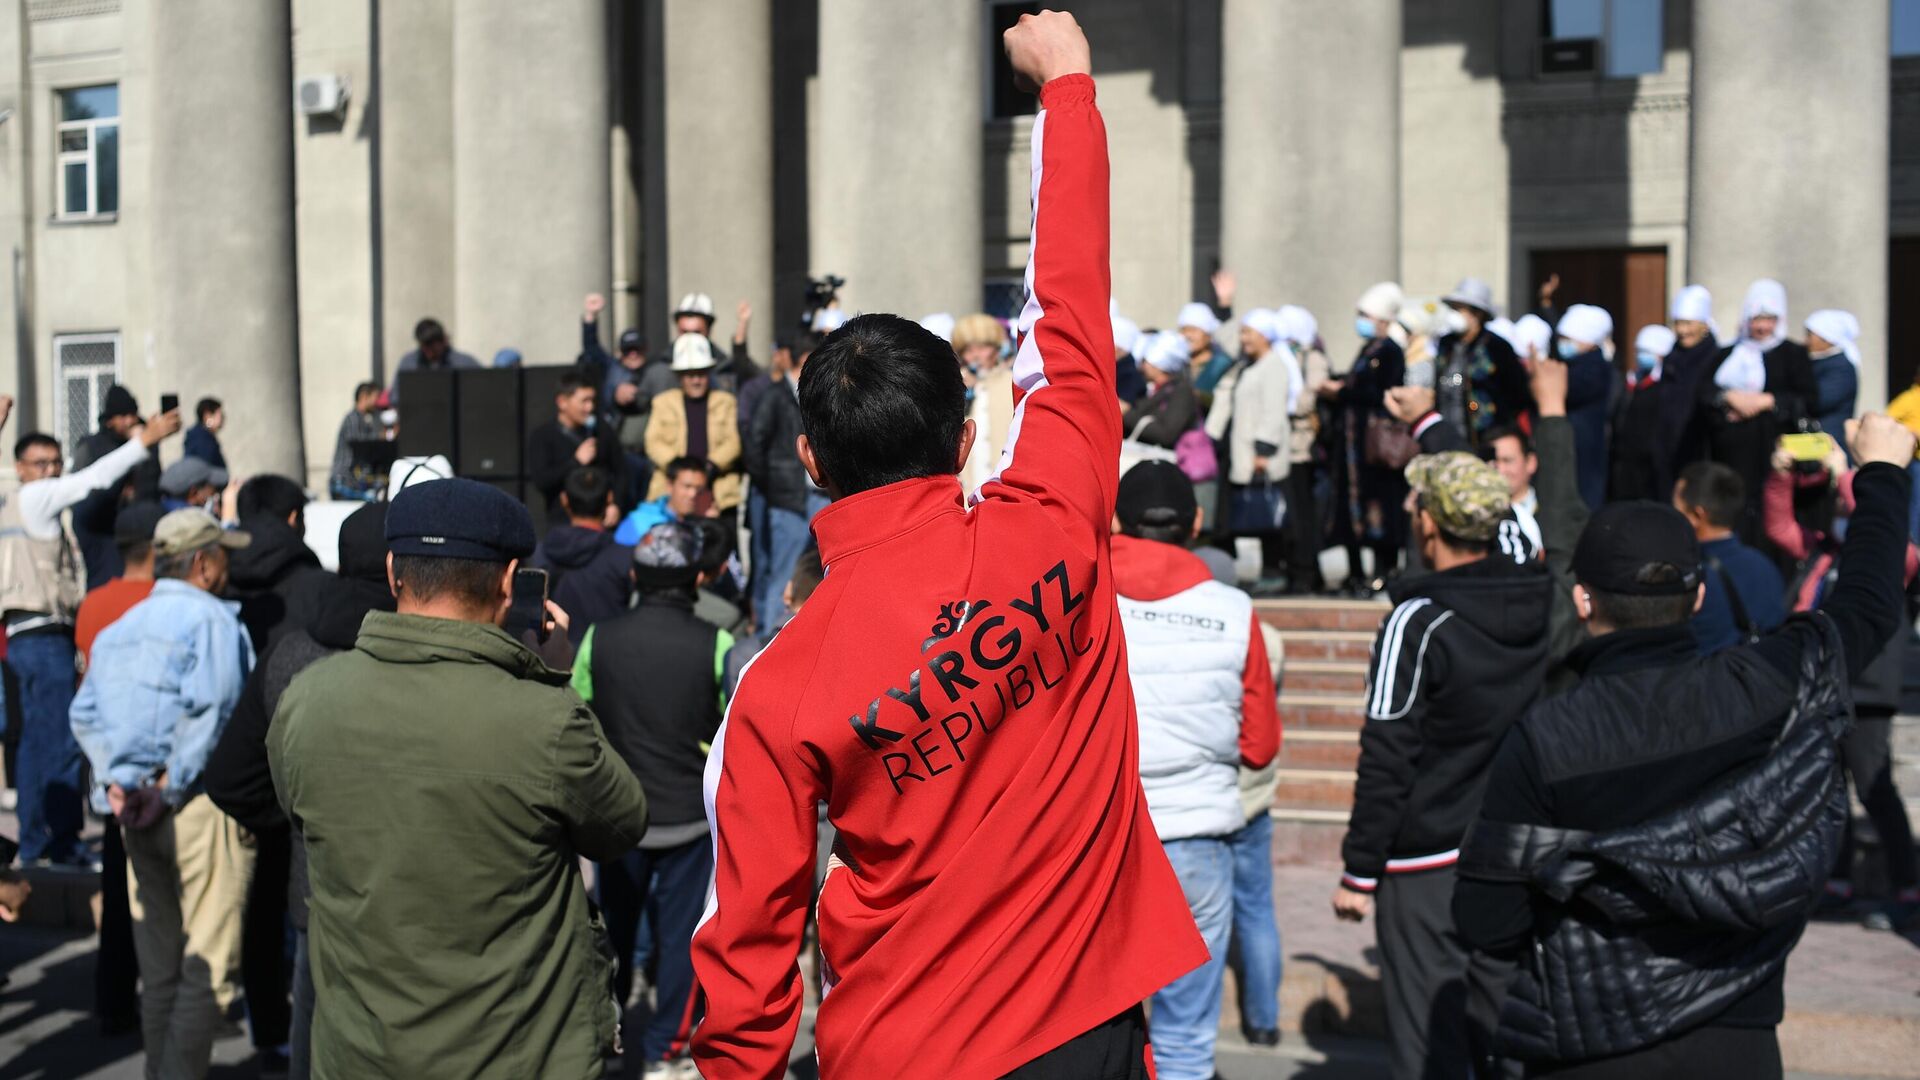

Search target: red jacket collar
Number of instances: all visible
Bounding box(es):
[812,475,968,567]
[1110,535,1214,602]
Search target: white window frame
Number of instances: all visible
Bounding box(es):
[54,84,118,221]
[53,332,123,449]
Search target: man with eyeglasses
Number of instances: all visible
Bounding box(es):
[0,394,181,866]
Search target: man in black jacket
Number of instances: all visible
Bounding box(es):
[525,368,631,525]
[745,330,827,625]
[1333,445,1552,1080]
[527,466,632,646]
[205,502,393,1080]
[227,475,325,653]
[71,385,165,588]
[1455,413,1918,1079]
[567,521,727,1073]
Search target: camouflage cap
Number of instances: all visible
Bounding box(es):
[1405,452,1511,542]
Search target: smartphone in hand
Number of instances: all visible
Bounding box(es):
[506,568,551,642]
[160,393,180,415]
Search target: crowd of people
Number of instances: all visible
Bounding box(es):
[0,10,1912,1080]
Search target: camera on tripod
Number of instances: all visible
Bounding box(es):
[802,274,846,331]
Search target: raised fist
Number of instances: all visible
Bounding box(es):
[1848,413,1919,469]
[1003,9,1091,93]
[584,293,606,319]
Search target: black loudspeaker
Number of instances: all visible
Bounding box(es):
[457,369,524,477]
[396,371,456,462]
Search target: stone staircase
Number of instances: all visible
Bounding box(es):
[1256,597,1390,863]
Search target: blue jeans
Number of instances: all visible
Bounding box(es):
[1151,836,1234,1080]
[291,928,313,1080]
[599,837,714,1061]
[12,632,84,863]
[1227,810,1282,1032]
[752,493,828,629]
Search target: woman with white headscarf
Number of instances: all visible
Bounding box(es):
[1123,331,1200,451]
[1224,309,1296,581]
[1322,282,1410,595]
[1804,309,1860,438]
[1554,304,1618,510]
[1699,278,1817,542]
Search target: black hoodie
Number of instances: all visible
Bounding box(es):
[528,524,633,645]
[1339,552,1553,890]
[227,513,324,652]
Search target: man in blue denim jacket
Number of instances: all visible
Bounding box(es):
[71,509,256,1080]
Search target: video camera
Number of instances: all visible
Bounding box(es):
[802,274,845,331]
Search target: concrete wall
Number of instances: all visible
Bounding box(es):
[291,0,373,490]
[1400,0,1509,307]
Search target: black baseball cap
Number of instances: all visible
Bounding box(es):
[113,502,167,547]
[617,329,645,354]
[1116,461,1198,531]
[385,478,536,562]
[1572,501,1702,595]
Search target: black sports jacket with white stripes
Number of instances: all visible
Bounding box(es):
[1338,552,1553,891]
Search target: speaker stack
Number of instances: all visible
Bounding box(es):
[397,367,569,529]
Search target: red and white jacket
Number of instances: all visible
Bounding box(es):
[691,75,1206,1079]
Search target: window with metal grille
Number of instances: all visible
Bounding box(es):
[983,277,1026,321]
[55,83,119,219]
[55,333,121,449]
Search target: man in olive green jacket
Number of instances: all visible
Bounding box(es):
[269,479,649,1079]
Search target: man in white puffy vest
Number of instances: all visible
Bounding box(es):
[1111,460,1280,1080]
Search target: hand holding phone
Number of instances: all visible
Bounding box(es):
[507,568,551,642]
[160,393,180,415]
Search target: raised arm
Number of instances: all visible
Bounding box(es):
[973,14,1111,542]
[18,411,180,535]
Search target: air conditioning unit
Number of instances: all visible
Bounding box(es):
[296,75,349,120]
[1537,38,1601,78]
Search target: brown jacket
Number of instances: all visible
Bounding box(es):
[645,389,743,509]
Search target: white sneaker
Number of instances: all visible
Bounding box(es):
[643,1062,675,1080]
[671,1059,702,1080]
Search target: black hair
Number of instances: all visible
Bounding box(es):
[663,456,710,485]
[1675,461,1745,530]
[790,330,822,362]
[562,466,612,520]
[556,369,595,398]
[120,539,153,563]
[14,433,59,460]
[195,397,222,422]
[797,314,967,497]
[236,474,309,521]
[1587,562,1696,630]
[1120,505,1191,546]
[1483,425,1532,458]
[789,545,825,606]
[689,517,734,574]
[414,318,446,345]
[391,554,507,607]
[353,381,381,400]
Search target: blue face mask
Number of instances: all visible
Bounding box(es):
[1354,316,1377,341]
[1633,351,1658,373]
[1555,339,1580,361]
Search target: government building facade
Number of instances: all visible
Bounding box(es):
[0,0,1907,488]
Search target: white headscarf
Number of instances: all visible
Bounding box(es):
[1357,282,1404,322]
[1669,284,1713,323]
[918,312,956,343]
[1714,279,1787,392]
[1177,302,1221,335]
[1485,317,1517,350]
[1111,314,1142,359]
[1510,314,1553,360]
[1142,330,1191,374]
[1242,308,1305,413]
[1804,308,1861,369]
[1634,324,1677,357]
[1555,304,1614,349]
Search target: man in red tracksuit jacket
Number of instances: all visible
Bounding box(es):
[691,12,1207,1079]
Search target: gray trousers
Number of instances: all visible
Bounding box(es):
[1376,866,1514,1080]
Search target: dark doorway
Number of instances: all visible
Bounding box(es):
[1530,246,1669,347]
[1890,237,1920,395]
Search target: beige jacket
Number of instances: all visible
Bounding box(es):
[645,389,744,509]
[1288,347,1332,464]
[1227,350,1294,486]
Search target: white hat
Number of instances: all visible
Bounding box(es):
[1357,281,1404,322]
[1143,331,1191,374]
[919,312,956,343]
[1485,317,1517,350]
[1510,314,1553,358]
[811,307,849,334]
[673,292,716,321]
[1634,324,1677,357]
[670,332,718,372]
[1111,314,1141,357]
[1805,308,1861,368]
[1176,302,1220,335]
[1556,304,1614,348]
[1441,277,1496,316]
[1275,305,1318,348]
[1669,284,1713,323]
[1398,299,1448,338]
[1241,308,1284,345]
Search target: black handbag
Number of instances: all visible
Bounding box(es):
[1229,480,1287,535]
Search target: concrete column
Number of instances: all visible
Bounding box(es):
[150,0,303,476]
[1220,0,1400,363]
[662,0,772,352]
[815,0,980,319]
[1689,0,1890,408]
[452,0,609,367]
[377,0,455,375]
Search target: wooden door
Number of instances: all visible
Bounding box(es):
[1529,246,1669,351]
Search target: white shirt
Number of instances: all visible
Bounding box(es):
[7,436,152,539]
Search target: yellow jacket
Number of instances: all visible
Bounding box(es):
[645,389,743,509]
[1890,386,1920,440]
